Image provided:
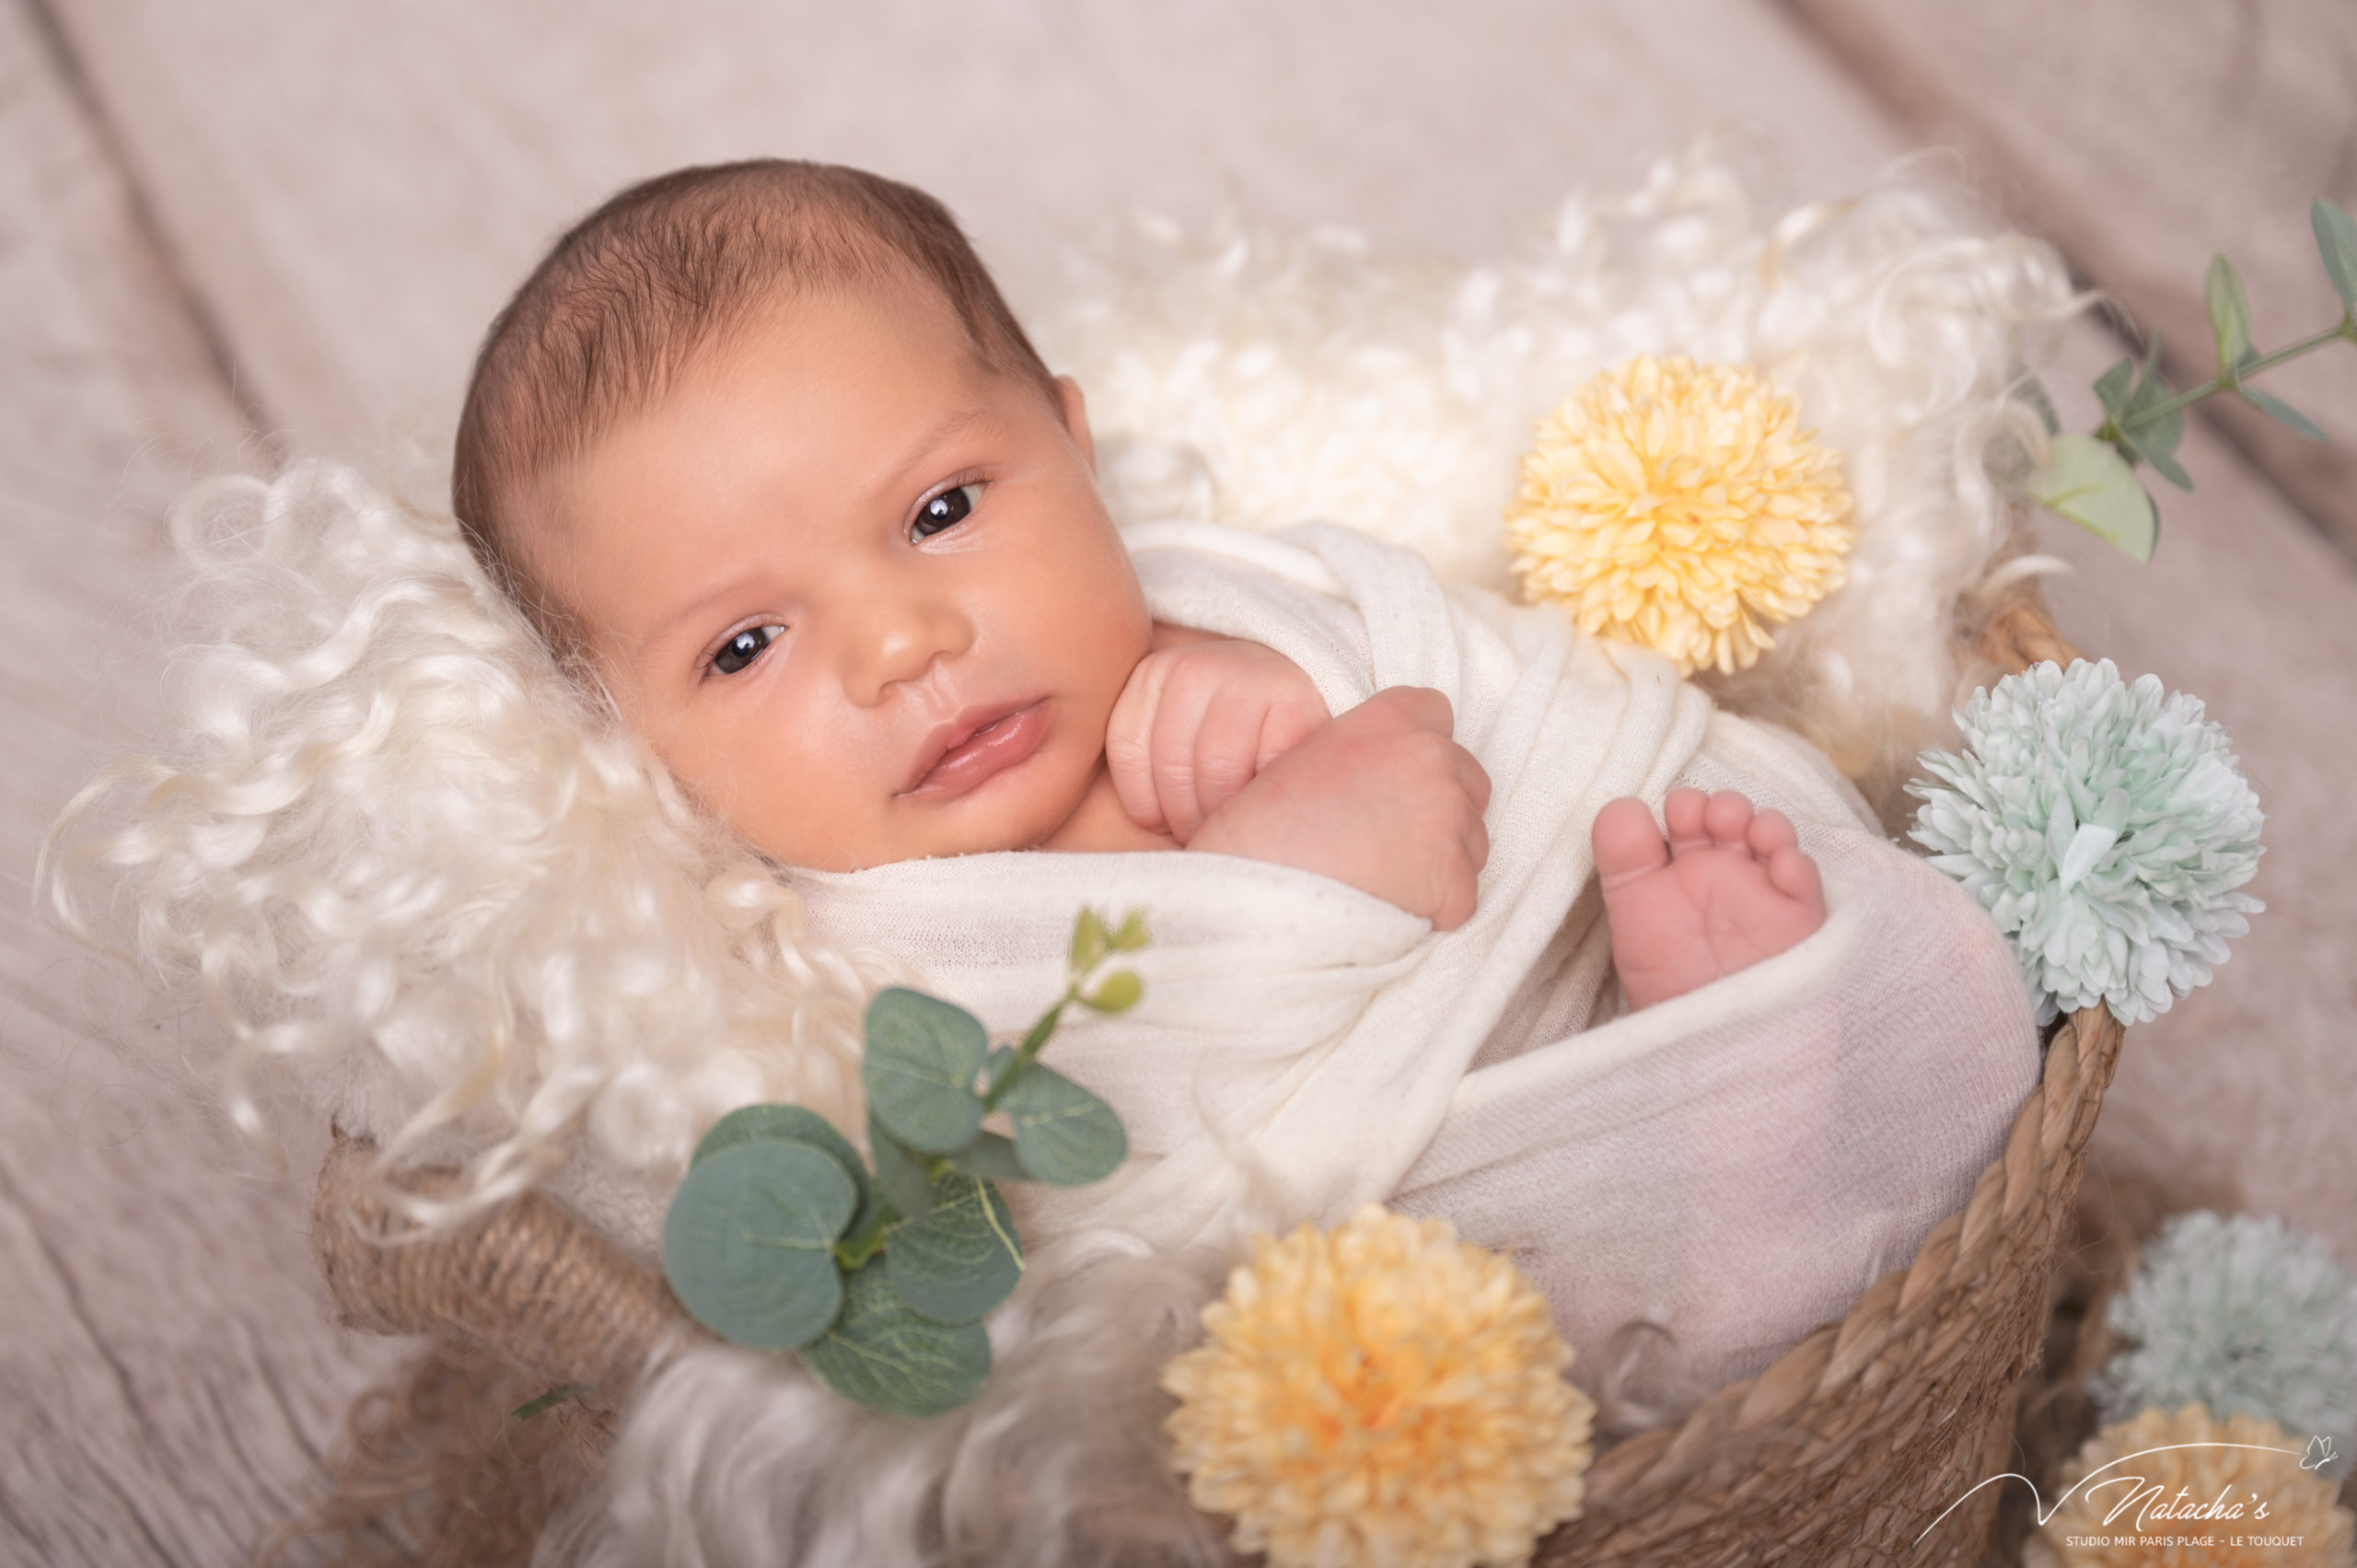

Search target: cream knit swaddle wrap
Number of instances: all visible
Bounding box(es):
[772,517,2039,1400]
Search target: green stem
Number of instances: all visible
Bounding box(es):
[2116,315,2355,431]
[832,1202,899,1270]
[974,922,1129,1112]
[981,993,1073,1110]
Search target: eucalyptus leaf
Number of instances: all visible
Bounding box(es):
[2031,435,2159,563]
[2314,197,2357,314]
[2009,370,2061,436]
[867,1115,935,1220]
[947,1131,1028,1183]
[2122,419,2191,489]
[1001,1063,1128,1187]
[2206,253,2255,372]
[661,1142,856,1350]
[887,1171,1023,1324]
[1082,970,1143,1014]
[696,1102,878,1241]
[2112,341,2190,489]
[864,988,988,1155]
[2134,330,2166,399]
[803,1255,992,1418]
[981,1044,1017,1100]
[1109,910,1150,952]
[695,1102,869,1204]
[1070,908,1109,975]
[2238,384,2328,439]
[2092,357,2134,423]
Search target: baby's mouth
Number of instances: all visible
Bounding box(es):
[901,700,1051,799]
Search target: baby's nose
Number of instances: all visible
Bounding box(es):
[841,587,971,704]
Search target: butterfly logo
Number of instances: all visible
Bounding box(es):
[2300,1435,2339,1472]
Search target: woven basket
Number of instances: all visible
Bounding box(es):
[310,602,2119,1567]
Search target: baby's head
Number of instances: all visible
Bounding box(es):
[454,161,1150,871]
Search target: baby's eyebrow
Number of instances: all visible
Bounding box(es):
[855,401,1004,502]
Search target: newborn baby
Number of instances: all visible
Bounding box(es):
[455,159,1822,1013]
[406,158,2049,1562]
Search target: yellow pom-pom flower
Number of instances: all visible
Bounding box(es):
[1504,354,1853,676]
[1160,1204,1595,1568]
[2024,1403,2355,1568]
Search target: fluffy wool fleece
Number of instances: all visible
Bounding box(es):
[44,465,890,1226]
[1034,141,2082,821]
[44,149,2084,1566]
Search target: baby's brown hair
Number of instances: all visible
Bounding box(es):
[452,159,1060,630]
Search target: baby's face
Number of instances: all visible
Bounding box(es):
[533,278,1151,870]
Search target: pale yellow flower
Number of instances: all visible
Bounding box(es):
[1161,1204,1595,1568]
[2024,1403,2355,1568]
[1504,354,1853,675]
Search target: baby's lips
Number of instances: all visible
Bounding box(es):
[901,698,1050,798]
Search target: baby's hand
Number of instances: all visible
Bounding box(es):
[1190,686,1492,930]
[1105,633,1329,844]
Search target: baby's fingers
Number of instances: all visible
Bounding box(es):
[1430,824,1486,931]
[1183,692,1271,841]
[1149,674,1230,842]
[1462,810,1491,882]
[1433,748,1490,930]
[1256,691,1327,772]
[1457,747,1493,815]
[1359,683,1456,737]
[1105,660,1170,832]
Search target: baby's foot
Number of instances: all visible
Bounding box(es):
[1592,788,1827,1011]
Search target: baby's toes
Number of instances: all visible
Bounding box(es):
[1746,807,1798,863]
[1593,797,1670,889]
[1701,790,1756,850]
[1766,843,1825,920]
[1662,787,1712,854]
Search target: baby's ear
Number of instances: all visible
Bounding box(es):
[1054,374,1097,474]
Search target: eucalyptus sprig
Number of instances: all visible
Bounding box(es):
[659,907,1147,1418]
[2026,197,2357,562]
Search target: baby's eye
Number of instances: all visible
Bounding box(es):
[711,623,784,677]
[911,482,984,540]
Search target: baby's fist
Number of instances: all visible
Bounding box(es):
[1193,685,1492,929]
[1105,635,1328,843]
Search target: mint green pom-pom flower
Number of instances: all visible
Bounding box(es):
[1908,657,2263,1024]
[2092,1211,2357,1482]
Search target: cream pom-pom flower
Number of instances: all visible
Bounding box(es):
[2024,1403,2355,1567]
[1503,354,1854,676]
[1160,1204,1595,1568]
[2093,1211,2357,1476]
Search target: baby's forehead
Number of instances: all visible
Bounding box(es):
[520,278,1026,597]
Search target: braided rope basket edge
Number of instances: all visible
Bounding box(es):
[312,602,2116,1568]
